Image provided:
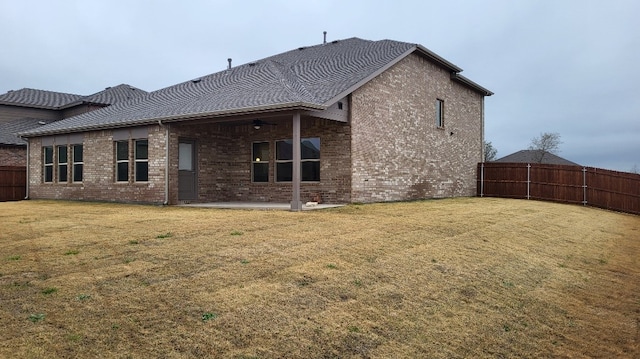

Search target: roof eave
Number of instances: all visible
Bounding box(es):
[0,101,58,110]
[19,101,325,138]
[451,73,494,96]
[414,44,463,73]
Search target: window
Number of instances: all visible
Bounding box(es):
[252,142,269,182]
[72,144,83,182]
[435,99,444,128]
[115,141,129,182]
[57,145,68,182]
[43,146,53,183]
[275,138,320,182]
[134,139,148,182]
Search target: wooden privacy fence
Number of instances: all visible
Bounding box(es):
[477,162,640,215]
[0,166,26,202]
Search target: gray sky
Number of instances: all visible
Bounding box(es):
[1,0,638,172]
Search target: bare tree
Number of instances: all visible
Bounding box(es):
[631,164,639,174]
[484,141,498,161]
[529,132,562,163]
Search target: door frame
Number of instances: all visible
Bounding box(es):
[178,138,197,201]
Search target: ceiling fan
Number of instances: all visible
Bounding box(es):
[252,119,276,130]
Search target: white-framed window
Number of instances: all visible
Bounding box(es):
[252,142,269,182]
[134,139,148,182]
[115,140,129,182]
[436,99,445,128]
[57,145,68,182]
[43,146,53,183]
[275,138,320,182]
[72,144,83,182]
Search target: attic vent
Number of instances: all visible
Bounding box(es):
[105,87,111,90]
[298,47,305,50]
[337,102,343,110]
[248,63,256,67]
[192,79,202,84]
[331,40,339,44]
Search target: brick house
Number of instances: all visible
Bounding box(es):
[0,85,147,166]
[19,37,492,210]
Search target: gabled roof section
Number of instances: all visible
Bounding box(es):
[0,84,147,110]
[83,84,147,105]
[494,150,580,166]
[0,88,83,109]
[20,37,492,137]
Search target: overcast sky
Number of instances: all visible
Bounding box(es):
[1,0,638,172]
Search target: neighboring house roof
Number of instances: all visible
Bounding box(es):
[0,118,52,145]
[0,84,147,110]
[0,88,83,109]
[1,84,147,145]
[494,150,580,166]
[20,37,492,137]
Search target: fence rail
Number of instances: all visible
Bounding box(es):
[0,166,26,202]
[478,162,640,215]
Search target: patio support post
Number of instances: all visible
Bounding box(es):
[291,112,302,211]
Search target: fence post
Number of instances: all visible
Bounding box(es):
[527,163,531,200]
[582,167,587,206]
[480,162,484,197]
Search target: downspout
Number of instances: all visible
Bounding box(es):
[159,120,169,205]
[24,137,30,200]
[481,97,485,163]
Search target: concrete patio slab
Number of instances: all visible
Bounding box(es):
[177,202,345,211]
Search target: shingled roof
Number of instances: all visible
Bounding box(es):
[0,84,147,110]
[20,37,492,137]
[1,84,147,145]
[0,118,52,145]
[0,88,83,109]
[494,150,580,166]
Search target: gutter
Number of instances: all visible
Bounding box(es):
[450,73,494,96]
[18,101,326,138]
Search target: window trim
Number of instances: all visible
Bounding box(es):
[57,145,68,182]
[43,146,53,183]
[134,139,149,182]
[72,144,83,183]
[275,138,321,183]
[251,141,269,183]
[436,98,445,128]
[115,140,129,183]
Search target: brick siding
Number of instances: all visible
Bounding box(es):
[24,53,485,205]
[28,126,166,204]
[0,146,26,166]
[350,53,483,202]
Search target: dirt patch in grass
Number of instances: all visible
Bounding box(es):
[0,198,638,358]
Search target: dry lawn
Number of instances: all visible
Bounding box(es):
[0,198,638,358]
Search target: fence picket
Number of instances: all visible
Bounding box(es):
[478,163,640,215]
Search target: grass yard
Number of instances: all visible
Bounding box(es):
[0,198,638,358]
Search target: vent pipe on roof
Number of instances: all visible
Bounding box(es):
[323,31,327,44]
[228,58,232,69]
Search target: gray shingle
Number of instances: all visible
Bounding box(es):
[0,88,83,109]
[20,37,489,137]
[494,150,580,166]
[0,84,147,110]
[0,118,52,145]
